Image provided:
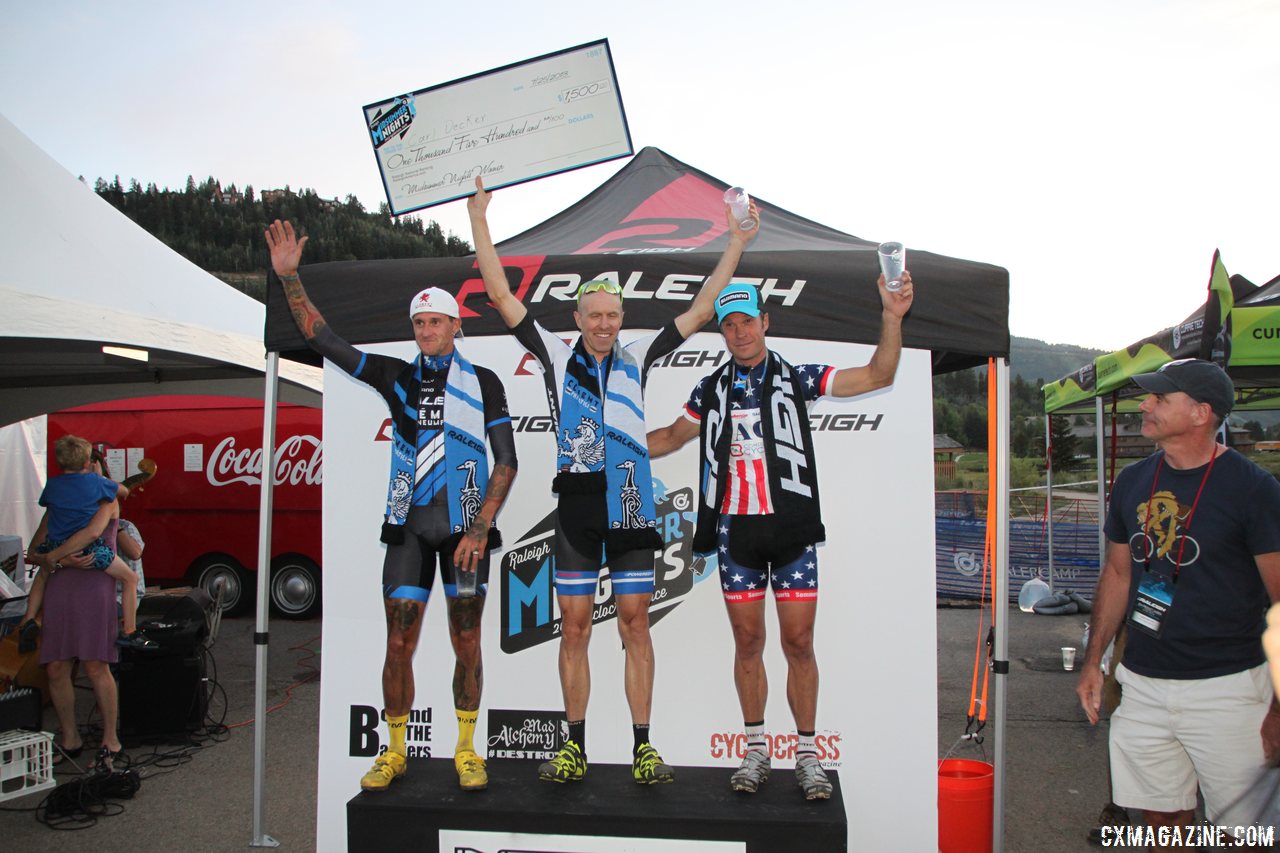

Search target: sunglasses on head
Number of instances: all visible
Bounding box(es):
[577,279,624,303]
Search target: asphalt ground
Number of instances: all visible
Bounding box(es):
[0,605,1112,852]
[938,603,1115,853]
[0,613,322,851]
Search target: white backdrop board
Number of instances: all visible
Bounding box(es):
[314,331,937,851]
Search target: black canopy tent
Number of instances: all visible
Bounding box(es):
[256,146,1013,848]
[265,147,1009,373]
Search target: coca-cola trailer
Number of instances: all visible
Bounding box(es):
[46,395,323,618]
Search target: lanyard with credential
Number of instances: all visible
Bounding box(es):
[1140,448,1220,582]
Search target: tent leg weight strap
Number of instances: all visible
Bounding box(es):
[991,660,1009,674]
[255,632,269,645]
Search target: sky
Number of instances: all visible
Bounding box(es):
[2,0,1277,353]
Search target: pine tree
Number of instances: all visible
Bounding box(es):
[1047,415,1079,472]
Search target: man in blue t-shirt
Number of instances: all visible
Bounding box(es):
[1077,359,1280,834]
[648,273,914,801]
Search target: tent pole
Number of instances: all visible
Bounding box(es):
[1096,396,1106,570]
[251,352,281,849]
[1045,414,1054,593]
[992,359,1011,853]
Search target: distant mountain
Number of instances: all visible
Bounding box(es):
[1009,336,1105,388]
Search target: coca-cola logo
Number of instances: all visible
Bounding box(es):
[206,434,323,487]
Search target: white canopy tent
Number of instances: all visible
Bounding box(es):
[0,113,321,427]
[1,113,322,848]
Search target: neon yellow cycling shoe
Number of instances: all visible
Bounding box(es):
[359,751,406,791]
[455,750,488,791]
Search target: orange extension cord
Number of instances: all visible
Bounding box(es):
[964,360,999,739]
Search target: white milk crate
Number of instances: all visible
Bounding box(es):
[0,729,55,803]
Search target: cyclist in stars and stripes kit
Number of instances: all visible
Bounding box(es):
[648,270,913,800]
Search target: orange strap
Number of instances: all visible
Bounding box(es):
[964,360,999,734]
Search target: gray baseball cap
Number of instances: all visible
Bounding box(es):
[1132,358,1234,418]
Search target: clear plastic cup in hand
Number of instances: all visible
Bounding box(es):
[455,565,478,598]
[723,187,758,232]
[878,241,907,291]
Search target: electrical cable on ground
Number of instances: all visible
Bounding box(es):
[18,626,319,829]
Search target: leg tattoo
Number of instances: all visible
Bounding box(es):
[388,600,421,634]
[449,596,485,711]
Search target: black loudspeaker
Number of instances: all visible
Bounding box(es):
[136,589,212,648]
[0,687,42,731]
[118,649,207,740]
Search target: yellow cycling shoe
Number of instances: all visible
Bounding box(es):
[455,750,488,791]
[360,751,407,791]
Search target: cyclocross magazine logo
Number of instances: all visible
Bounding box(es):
[708,727,843,768]
[500,479,711,654]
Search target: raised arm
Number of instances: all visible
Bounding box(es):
[674,201,760,338]
[467,177,527,329]
[264,219,327,341]
[827,271,914,397]
[647,415,701,459]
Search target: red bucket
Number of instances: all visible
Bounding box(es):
[938,758,993,853]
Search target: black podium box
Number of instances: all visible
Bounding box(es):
[348,758,847,852]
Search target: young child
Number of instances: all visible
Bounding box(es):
[17,435,155,651]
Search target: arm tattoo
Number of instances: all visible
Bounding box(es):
[467,464,516,539]
[282,275,327,340]
[483,464,515,505]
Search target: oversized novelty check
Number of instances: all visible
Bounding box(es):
[363,39,632,215]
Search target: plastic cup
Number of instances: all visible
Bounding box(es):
[455,566,477,598]
[878,241,906,291]
[723,187,758,231]
[1061,647,1077,671]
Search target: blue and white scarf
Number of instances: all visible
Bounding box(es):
[555,338,660,553]
[382,348,487,543]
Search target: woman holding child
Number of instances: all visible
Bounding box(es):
[23,442,150,767]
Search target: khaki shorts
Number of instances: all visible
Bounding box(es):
[1110,662,1272,820]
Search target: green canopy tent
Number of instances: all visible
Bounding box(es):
[1043,259,1260,417]
[1038,253,1278,590]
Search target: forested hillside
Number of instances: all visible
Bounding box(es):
[91,175,471,299]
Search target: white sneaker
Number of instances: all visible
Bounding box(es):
[795,754,832,800]
[730,750,771,792]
